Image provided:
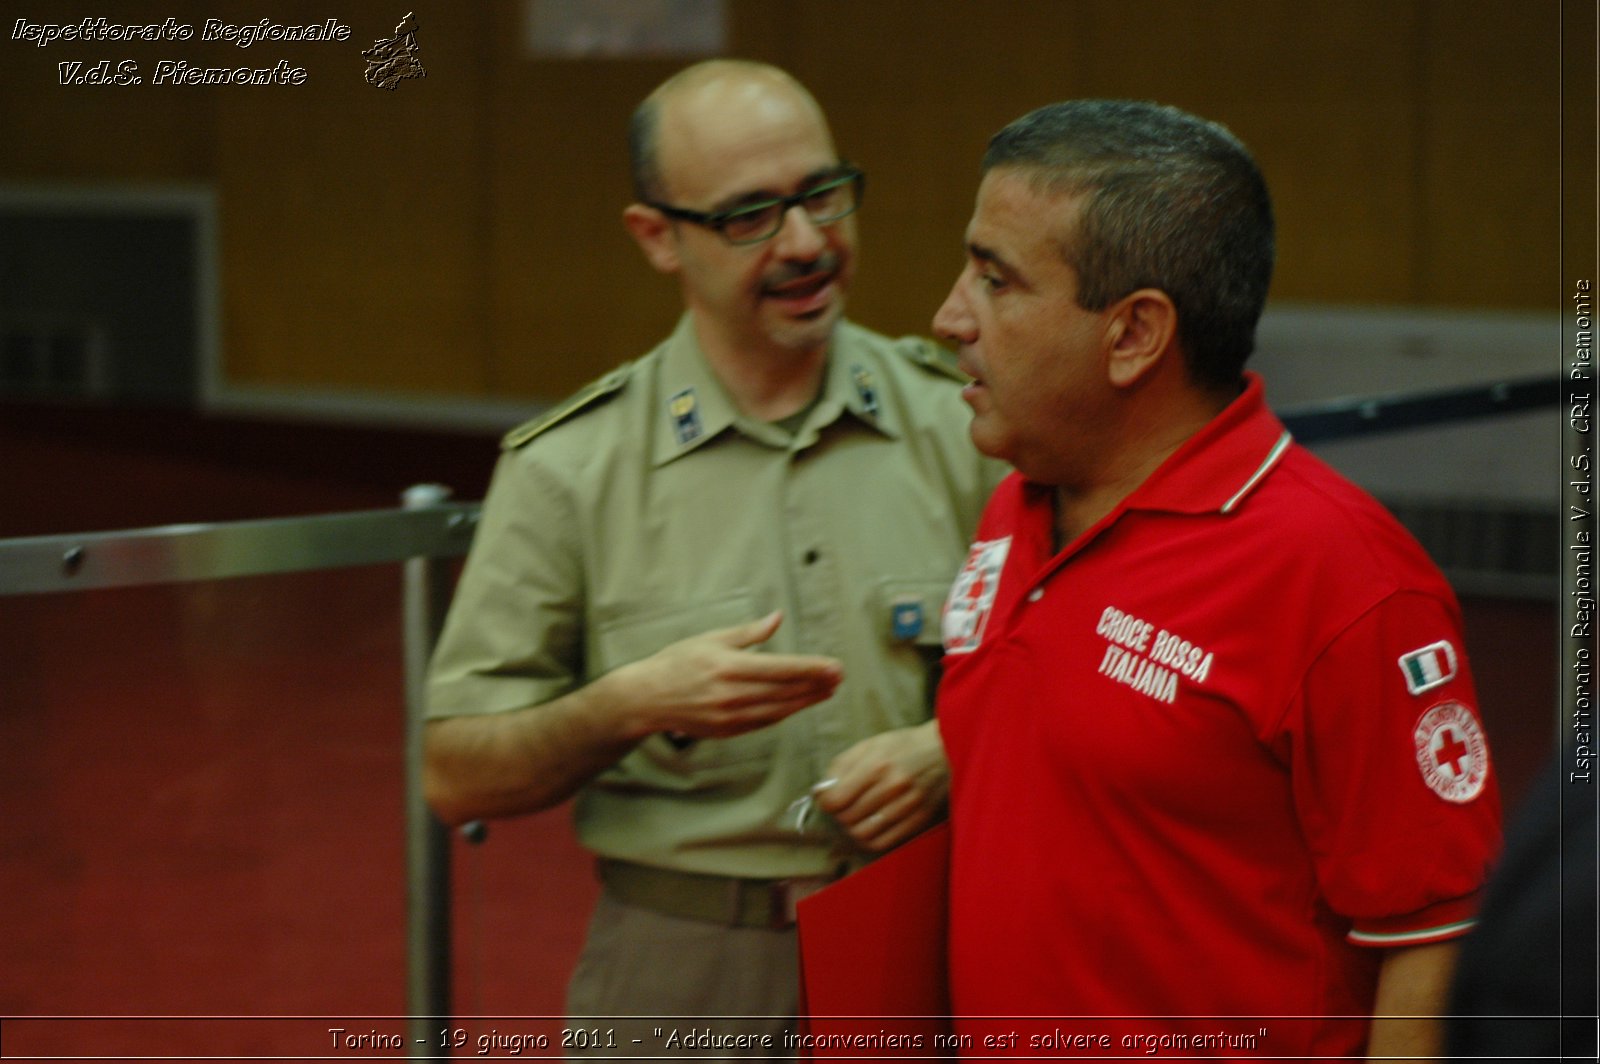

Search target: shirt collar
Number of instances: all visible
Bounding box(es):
[820,327,902,441]
[651,316,898,467]
[1122,372,1293,516]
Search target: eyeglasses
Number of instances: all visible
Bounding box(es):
[646,169,865,246]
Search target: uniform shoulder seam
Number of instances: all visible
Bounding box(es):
[501,364,633,450]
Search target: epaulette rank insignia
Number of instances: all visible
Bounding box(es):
[501,366,630,450]
[851,364,880,418]
[896,337,968,383]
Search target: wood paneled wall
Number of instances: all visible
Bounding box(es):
[1,0,1579,403]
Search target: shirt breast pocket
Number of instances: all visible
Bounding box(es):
[592,591,778,784]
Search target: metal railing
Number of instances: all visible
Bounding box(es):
[0,484,481,1053]
[0,374,1563,1055]
[1280,374,1555,444]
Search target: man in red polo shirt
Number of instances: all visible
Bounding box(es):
[931,100,1501,1060]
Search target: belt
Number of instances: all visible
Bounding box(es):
[597,859,846,929]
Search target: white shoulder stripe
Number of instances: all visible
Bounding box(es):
[1348,918,1477,946]
[1221,430,1293,514]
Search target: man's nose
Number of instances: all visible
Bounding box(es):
[933,279,975,343]
[771,204,828,259]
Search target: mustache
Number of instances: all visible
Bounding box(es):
[761,252,840,291]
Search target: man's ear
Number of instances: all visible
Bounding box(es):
[623,203,679,274]
[1104,288,1178,388]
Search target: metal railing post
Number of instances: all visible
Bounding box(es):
[403,483,457,1057]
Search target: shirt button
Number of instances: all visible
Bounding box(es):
[803,548,821,565]
[1027,588,1044,603]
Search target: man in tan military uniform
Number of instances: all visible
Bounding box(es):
[424,59,1000,1048]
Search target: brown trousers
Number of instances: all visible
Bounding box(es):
[565,890,802,1060]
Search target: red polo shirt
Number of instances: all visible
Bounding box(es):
[938,374,1500,1059]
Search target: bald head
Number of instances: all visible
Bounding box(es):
[629,60,832,203]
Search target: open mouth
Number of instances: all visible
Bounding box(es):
[763,272,836,316]
[957,358,987,405]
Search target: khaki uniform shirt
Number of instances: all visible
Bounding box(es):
[427,316,1003,877]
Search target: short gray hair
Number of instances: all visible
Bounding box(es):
[984,100,1275,388]
[628,92,666,202]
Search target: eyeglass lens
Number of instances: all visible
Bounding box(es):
[722,175,859,244]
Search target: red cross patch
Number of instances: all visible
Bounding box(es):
[942,537,1011,655]
[1411,701,1490,803]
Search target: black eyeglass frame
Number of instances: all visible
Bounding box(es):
[644,168,866,246]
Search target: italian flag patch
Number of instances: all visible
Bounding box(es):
[1399,640,1458,695]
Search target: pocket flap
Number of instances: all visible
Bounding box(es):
[593,591,762,671]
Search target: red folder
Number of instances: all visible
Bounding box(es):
[795,822,953,1056]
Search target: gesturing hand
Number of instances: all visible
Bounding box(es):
[614,610,844,740]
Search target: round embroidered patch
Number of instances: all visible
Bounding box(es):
[1412,701,1490,803]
